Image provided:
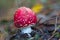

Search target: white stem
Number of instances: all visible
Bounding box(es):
[21,26,33,34]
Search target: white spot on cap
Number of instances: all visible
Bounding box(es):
[23,20,25,22]
[30,16,31,17]
[20,24,22,26]
[28,21,31,23]
[24,24,27,26]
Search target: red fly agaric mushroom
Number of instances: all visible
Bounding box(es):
[14,7,37,28]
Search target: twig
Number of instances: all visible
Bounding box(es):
[48,16,58,40]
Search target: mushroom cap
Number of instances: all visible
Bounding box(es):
[14,7,37,28]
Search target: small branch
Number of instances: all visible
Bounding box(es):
[48,16,58,40]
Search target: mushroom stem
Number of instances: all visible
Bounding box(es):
[21,26,33,34]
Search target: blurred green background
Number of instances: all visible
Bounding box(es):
[0,0,60,21]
